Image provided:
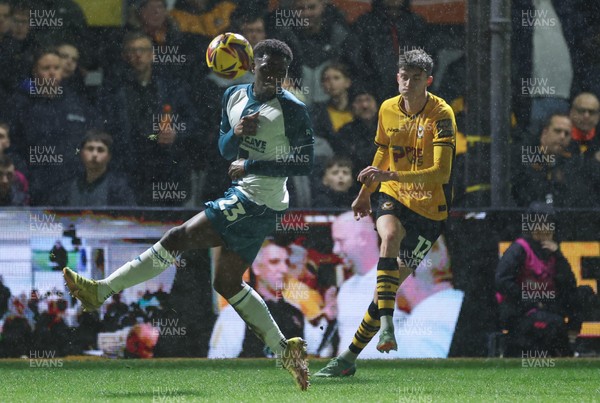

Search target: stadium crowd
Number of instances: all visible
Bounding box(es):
[0,274,175,357]
[0,0,598,208]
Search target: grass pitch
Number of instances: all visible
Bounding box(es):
[1,357,599,402]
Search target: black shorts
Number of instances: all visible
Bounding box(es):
[375,193,444,270]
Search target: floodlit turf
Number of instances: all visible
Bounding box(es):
[1,357,599,402]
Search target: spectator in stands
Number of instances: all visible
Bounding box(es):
[98,32,198,206]
[511,113,587,207]
[569,92,600,207]
[0,154,28,206]
[287,0,360,105]
[569,92,600,156]
[0,121,26,174]
[0,0,10,44]
[0,2,37,95]
[74,310,102,351]
[103,293,130,332]
[309,63,353,145]
[495,205,582,356]
[330,86,379,178]
[138,290,160,311]
[33,296,75,356]
[312,156,354,208]
[30,0,89,48]
[51,130,136,207]
[351,0,428,101]
[27,289,40,323]
[0,297,33,358]
[170,0,236,38]
[57,42,86,98]
[8,47,98,205]
[125,0,200,81]
[208,242,304,358]
[0,275,10,319]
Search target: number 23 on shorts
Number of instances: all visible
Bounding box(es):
[218,194,247,222]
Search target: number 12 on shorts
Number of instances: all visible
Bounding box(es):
[412,235,432,260]
[218,195,247,221]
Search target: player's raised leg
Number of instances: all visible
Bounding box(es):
[63,210,224,311]
[213,247,309,390]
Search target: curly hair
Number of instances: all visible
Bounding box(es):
[253,39,293,63]
[398,49,433,76]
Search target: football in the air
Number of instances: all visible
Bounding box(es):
[206,32,254,80]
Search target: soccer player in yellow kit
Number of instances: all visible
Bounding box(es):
[316,49,457,377]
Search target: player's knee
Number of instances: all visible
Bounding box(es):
[163,224,187,245]
[380,228,403,248]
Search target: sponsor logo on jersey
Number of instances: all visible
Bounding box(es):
[242,136,267,153]
[392,146,424,166]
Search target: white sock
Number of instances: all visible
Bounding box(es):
[97,242,175,301]
[339,349,358,363]
[228,284,287,355]
[380,315,394,332]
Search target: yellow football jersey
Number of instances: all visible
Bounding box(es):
[374,92,456,221]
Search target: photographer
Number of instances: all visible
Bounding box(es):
[495,205,584,356]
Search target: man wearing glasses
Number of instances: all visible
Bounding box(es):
[569,92,600,207]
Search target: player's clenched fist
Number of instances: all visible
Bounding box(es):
[234,111,260,137]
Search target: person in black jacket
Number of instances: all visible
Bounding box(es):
[495,208,582,356]
[330,86,379,184]
[51,130,136,207]
[351,0,429,102]
[7,47,99,205]
[98,32,199,206]
[511,113,587,207]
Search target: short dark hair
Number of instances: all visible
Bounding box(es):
[541,112,570,132]
[0,154,14,169]
[253,39,293,64]
[349,84,377,104]
[32,47,61,67]
[123,31,153,48]
[324,156,353,172]
[81,129,113,153]
[398,49,434,76]
[321,62,351,82]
